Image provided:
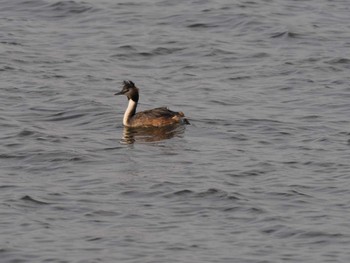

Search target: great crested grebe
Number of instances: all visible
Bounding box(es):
[115,80,189,128]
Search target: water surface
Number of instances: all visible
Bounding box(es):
[1,0,350,262]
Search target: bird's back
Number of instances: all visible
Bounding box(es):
[130,107,189,127]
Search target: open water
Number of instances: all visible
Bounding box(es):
[1,0,350,262]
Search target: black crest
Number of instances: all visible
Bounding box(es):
[123,80,135,88]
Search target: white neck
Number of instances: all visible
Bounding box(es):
[123,99,137,126]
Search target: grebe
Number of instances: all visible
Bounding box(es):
[115,80,189,128]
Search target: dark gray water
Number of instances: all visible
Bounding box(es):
[1,0,350,262]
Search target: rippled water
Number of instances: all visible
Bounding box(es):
[1,0,350,262]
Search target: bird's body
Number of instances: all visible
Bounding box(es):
[115,81,189,128]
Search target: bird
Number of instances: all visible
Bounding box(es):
[115,80,189,128]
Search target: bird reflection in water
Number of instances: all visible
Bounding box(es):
[121,124,186,144]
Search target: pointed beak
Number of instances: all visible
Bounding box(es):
[114,91,124,95]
